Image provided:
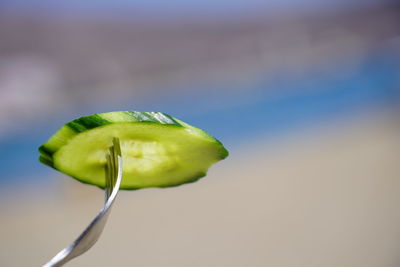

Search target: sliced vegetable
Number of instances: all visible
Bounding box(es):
[39,111,228,189]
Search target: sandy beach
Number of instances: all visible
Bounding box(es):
[1,110,399,267]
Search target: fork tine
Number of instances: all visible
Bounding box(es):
[105,154,112,200]
[106,137,120,198]
[109,146,116,187]
[112,137,122,157]
[112,138,122,189]
[111,138,121,187]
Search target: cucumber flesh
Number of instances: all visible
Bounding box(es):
[39,111,228,189]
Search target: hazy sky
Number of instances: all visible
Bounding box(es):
[1,0,387,19]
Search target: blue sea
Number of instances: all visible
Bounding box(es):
[0,51,398,185]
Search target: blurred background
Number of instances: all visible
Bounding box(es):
[0,0,400,266]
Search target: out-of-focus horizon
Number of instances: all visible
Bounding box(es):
[1,0,399,136]
[0,0,399,266]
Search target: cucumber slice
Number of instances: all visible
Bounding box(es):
[39,111,228,189]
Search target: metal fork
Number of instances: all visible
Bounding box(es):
[44,137,123,267]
